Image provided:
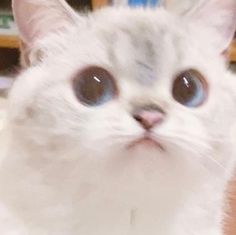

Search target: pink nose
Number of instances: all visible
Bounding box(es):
[133,108,165,130]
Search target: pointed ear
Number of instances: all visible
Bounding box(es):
[12,0,78,46]
[186,0,236,53]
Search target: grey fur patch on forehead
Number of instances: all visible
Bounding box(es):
[109,32,158,69]
[96,12,169,63]
[89,7,180,85]
[135,60,156,85]
[101,25,160,83]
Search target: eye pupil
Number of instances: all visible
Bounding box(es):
[73,66,117,106]
[173,74,197,104]
[172,69,207,107]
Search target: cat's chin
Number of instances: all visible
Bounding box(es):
[127,136,165,152]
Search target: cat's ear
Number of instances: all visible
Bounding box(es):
[12,0,78,45]
[186,0,236,53]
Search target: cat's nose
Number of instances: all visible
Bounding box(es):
[133,105,165,130]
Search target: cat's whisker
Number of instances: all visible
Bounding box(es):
[159,134,226,171]
[159,130,226,142]
[202,154,226,171]
[157,133,212,152]
[160,132,222,144]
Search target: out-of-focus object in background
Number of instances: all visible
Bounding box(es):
[0,76,13,97]
[0,8,18,49]
[229,36,236,62]
[112,0,162,7]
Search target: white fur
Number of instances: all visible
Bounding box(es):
[0,0,236,234]
[164,0,199,14]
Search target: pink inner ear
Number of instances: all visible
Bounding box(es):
[14,3,45,44]
[12,0,77,45]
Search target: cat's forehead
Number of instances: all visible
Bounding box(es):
[43,7,205,86]
[92,7,174,31]
[92,7,180,52]
[85,8,189,82]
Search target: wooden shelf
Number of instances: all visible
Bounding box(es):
[0,35,19,49]
[92,0,108,9]
[229,39,236,62]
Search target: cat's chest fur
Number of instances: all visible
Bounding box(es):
[0,140,229,235]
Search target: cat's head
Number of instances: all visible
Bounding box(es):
[9,0,236,172]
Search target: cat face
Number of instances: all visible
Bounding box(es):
[9,1,236,172]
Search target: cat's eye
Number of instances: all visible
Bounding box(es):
[172,69,208,107]
[73,66,117,106]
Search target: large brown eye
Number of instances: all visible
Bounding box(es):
[73,66,117,106]
[172,69,208,107]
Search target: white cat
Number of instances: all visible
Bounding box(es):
[0,0,235,234]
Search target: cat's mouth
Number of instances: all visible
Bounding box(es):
[127,135,165,151]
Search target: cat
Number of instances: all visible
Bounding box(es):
[0,0,235,234]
